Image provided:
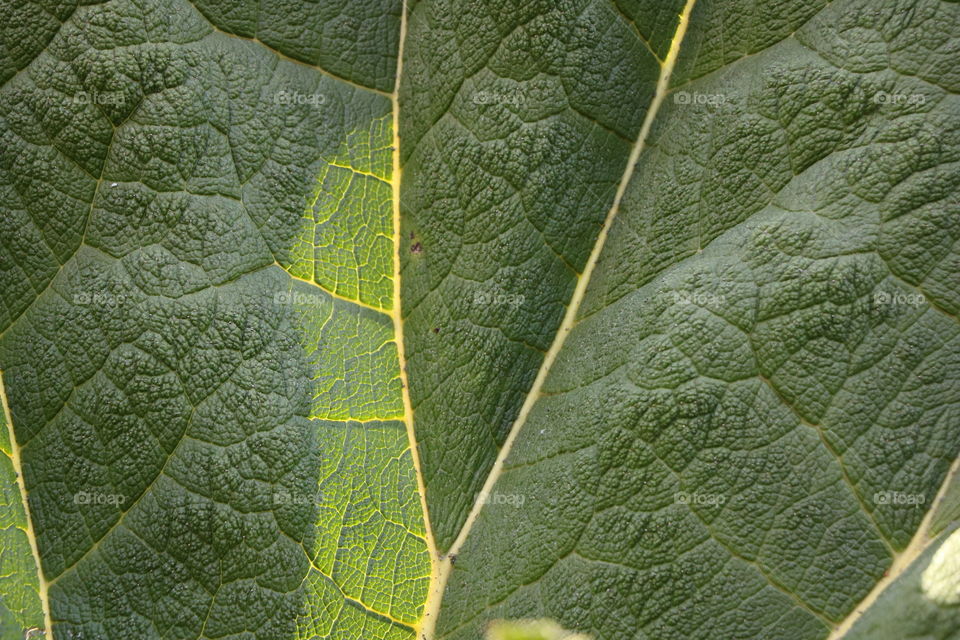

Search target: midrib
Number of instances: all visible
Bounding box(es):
[361,1,960,636]
[389,3,444,637]
[413,1,699,637]
[0,372,53,638]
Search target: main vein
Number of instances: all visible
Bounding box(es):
[0,372,53,637]
[388,3,443,636]
[417,1,699,637]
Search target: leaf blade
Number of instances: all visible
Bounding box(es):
[435,0,960,637]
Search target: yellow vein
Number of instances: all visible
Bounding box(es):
[827,454,960,639]
[388,2,443,637]
[274,262,390,315]
[308,416,405,424]
[303,548,415,629]
[418,1,699,637]
[0,372,53,638]
[326,162,391,185]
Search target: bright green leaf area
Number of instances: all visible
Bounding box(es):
[0,0,425,638]
[0,396,44,638]
[290,281,403,421]
[487,619,593,640]
[289,114,395,311]
[299,420,427,638]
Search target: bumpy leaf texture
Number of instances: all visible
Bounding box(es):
[0,1,958,640]
[843,527,960,640]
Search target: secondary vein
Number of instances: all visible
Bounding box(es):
[416,1,700,637]
[827,455,960,639]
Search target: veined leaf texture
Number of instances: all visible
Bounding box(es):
[0,1,958,639]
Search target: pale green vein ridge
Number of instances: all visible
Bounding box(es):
[930,461,960,537]
[0,373,48,639]
[417,0,699,636]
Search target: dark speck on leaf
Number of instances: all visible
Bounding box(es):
[432,327,439,334]
[409,231,415,239]
[411,242,422,254]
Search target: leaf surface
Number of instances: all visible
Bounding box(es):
[426,0,960,638]
[0,379,45,638]
[844,527,960,640]
[0,1,427,638]
[399,0,685,550]
[0,1,958,640]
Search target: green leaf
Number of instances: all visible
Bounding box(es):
[419,0,960,638]
[1,1,958,639]
[399,0,687,551]
[0,1,427,638]
[930,464,960,537]
[0,379,45,638]
[843,527,960,640]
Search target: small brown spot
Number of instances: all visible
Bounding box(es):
[432,327,439,334]
[410,242,423,254]
[409,231,415,240]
